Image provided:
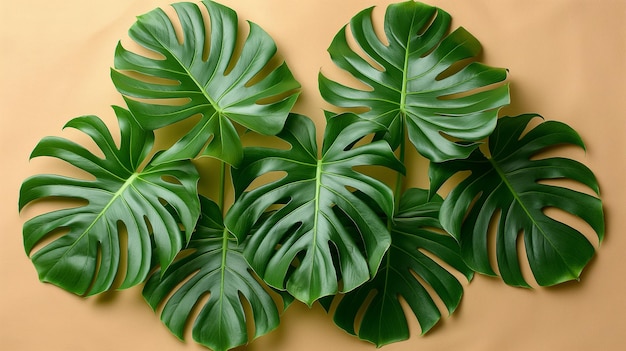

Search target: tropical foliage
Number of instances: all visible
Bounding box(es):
[19,1,604,350]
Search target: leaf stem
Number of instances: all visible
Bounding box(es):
[218,160,227,215]
[392,114,407,211]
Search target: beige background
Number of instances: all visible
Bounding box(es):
[1,0,625,350]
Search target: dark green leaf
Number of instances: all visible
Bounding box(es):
[319,0,509,162]
[112,0,300,166]
[19,107,200,295]
[144,197,283,351]
[330,188,472,346]
[225,113,404,305]
[429,114,604,286]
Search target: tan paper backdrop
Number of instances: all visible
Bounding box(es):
[1,0,625,350]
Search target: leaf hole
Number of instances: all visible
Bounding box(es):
[396,293,422,335]
[486,207,501,277]
[143,215,155,235]
[182,244,202,258]
[158,197,169,206]
[352,164,397,191]
[324,61,376,95]
[153,264,202,314]
[250,198,290,230]
[160,5,185,45]
[435,57,475,81]
[289,251,303,269]
[198,133,217,160]
[331,206,368,255]
[153,113,202,149]
[327,240,343,292]
[248,267,291,313]
[161,175,183,186]
[116,69,181,87]
[123,95,192,107]
[236,290,255,343]
[20,196,89,227]
[26,225,71,256]
[353,289,378,333]
[430,170,471,199]
[92,221,135,302]
[198,3,212,62]
[343,185,357,194]
[243,52,284,88]
[108,220,130,292]
[529,143,586,162]
[244,171,287,193]
[415,12,448,59]
[184,290,212,342]
[419,225,447,236]
[149,266,205,339]
[345,131,375,151]
[542,206,600,248]
[255,85,301,106]
[240,131,291,150]
[417,247,471,286]
[517,115,544,141]
[437,130,467,144]
[29,129,108,175]
[515,229,538,288]
[537,177,599,198]
[415,9,439,37]
[463,190,483,224]
[83,242,104,297]
[436,79,507,101]
[118,37,166,61]
[223,15,251,77]
[369,5,389,46]
[346,21,386,73]
[407,267,446,328]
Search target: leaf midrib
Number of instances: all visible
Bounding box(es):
[143,24,222,114]
[48,173,140,279]
[487,157,576,277]
[304,159,323,303]
[398,13,416,115]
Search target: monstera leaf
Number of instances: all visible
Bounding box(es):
[143,197,284,351]
[18,107,200,295]
[225,113,405,305]
[429,115,604,287]
[324,188,472,346]
[112,0,300,166]
[319,0,509,162]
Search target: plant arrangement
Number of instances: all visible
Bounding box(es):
[19,1,605,350]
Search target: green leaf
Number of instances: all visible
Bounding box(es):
[112,0,300,166]
[225,113,404,305]
[143,196,282,351]
[429,114,604,287]
[19,107,200,296]
[329,188,473,346]
[319,0,509,162]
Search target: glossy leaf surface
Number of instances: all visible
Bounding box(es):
[19,107,200,295]
[144,197,282,351]
[329,188,472,346]
[225,113,404,305]
[429,115,604,286]
[319,0,509,162]
[112,0,299,166]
